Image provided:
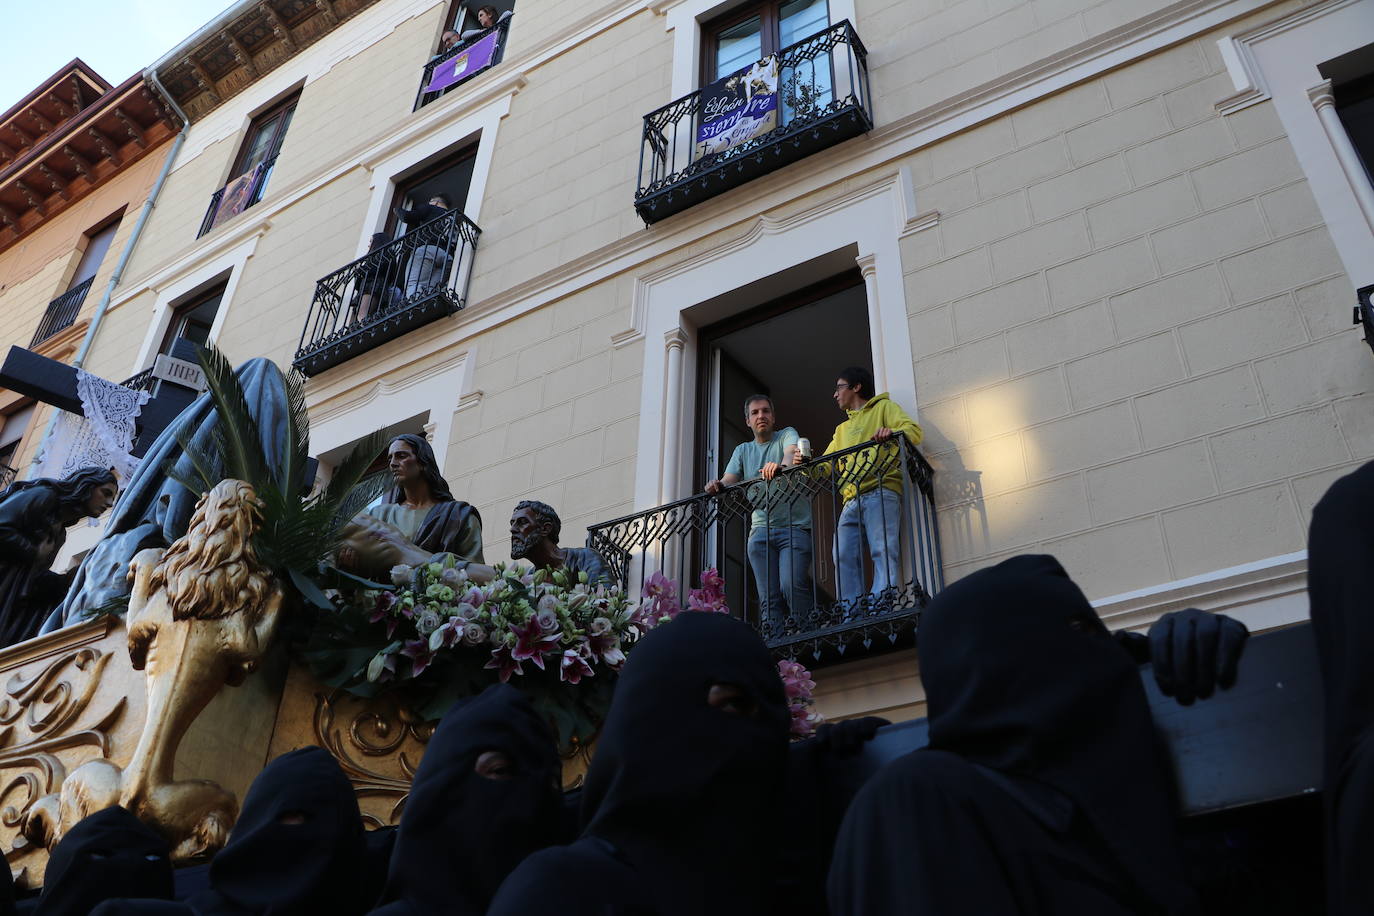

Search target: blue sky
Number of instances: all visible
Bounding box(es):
[1,0,233,111]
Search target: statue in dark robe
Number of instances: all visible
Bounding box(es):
[509,499,608,585]
[42,358,291,633]
[0,466,118,647]
[336,434,483,580]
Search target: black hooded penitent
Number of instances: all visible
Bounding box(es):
[489,611,791,916]
[828,554,1199,916]
[187,745,369,915]
[36,805,173,916]
[370,683,562,916]
[1308,458,1374,916]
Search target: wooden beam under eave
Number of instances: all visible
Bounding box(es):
[85,126,122,166]
[63,144,93,180]
[225,33,259,77]
[259,3,297,51]
[113,108,147,149]
[0,202,19,229]
[183,57,222,105]
[313,0,338,27]
[13,180,46,215]
[70,75,85,110]
[36,163,70,201]
[138,87,180,130]
[28,108,54,133]
[8,123,33,149]
[45,91,74,119]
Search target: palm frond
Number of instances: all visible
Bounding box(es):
[195,346,269,489]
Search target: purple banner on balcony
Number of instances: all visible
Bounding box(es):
[209,162,263,230]
[694,55,779,160]
[425,30,500,93]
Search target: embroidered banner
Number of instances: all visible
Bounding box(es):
[209,162,263,230]
[425,30,501,93]
[694,55,780,160]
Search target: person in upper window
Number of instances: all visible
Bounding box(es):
[430,29,461,61]
[821,366,921,612]
[461,5,511,39]
[392,194,453,298]
[705,394,812,638]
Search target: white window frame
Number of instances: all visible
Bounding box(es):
[658,0,858,101]
[1216,0,1374,289]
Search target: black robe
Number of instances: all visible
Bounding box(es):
[370,683,562,915]
[1308,458,1374,916]
[828,554,1199,916]
[36,806,173,915]
[0,485,68,647]
[489,611,791,916]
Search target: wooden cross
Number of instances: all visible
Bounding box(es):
[0,339,205,458]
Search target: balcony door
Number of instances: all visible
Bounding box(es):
[386,146,478,237]
[695,271,871,626]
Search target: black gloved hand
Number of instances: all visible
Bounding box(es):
[812,716,891,756]
[1148,608,1249,705]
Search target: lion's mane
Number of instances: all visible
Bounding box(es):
[149,480,272,622]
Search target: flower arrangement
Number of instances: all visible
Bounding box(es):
[306,562,821,750]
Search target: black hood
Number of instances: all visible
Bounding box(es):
[376,684,562,915]
[919,554,1196,914]
[38,806,173,916]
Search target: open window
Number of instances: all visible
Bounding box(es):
[198,92,300,237]
[0,403,35,484]
[693,272,873,629]
[30,211,122,347]
[1320,43,1374,185]
[386,145,478,237]
[158,282,225,356]
[701,0,829,83]
[415,1,516,109]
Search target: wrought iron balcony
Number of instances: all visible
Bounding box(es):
[30,277,95,347]
[197,155,279,238]
[291,209,481,377]
[414,15,512,110]
[587,437,942,662]
[0,463,15,492]
[634,20,872,225]
[120,367,156,393]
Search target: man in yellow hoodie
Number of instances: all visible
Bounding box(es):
[822,366,922,610]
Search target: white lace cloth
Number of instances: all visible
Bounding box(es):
[38,368,150,483]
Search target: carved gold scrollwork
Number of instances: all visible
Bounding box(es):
[0,647,126,882]
[313,690,431,828]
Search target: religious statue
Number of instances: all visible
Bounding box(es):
[509,500,609,585]
[0,466,119,647]
[24,479,285,861]
[337,434,484,580]
[45,358,291,633]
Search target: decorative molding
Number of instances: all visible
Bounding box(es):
[1094,551,1308,633]
[901,209,941,237]
[1214,0,1366,114]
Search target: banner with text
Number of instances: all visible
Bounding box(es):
[695,55,780,160]
[425,29,501,93]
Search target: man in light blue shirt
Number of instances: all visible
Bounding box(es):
[705,394,813,639]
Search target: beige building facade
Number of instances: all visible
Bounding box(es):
[0,61,180,482]
[29,0,1374,722]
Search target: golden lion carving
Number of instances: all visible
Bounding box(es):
[24,479,284,861]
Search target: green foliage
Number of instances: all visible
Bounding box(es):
[164,345,390,609]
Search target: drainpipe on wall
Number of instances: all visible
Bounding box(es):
[25,65,191,478]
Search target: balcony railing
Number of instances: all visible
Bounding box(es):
[414,16,512,110]
[0,463,15,492]
[197,155,279,238]
[30,277,95,347]
[587,437,942,662]
[120,367,157,393]
[634,20,872,225]
[291,209,481,377]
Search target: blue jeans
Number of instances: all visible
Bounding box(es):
[746,526,813,637]
[837,488,903,607]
